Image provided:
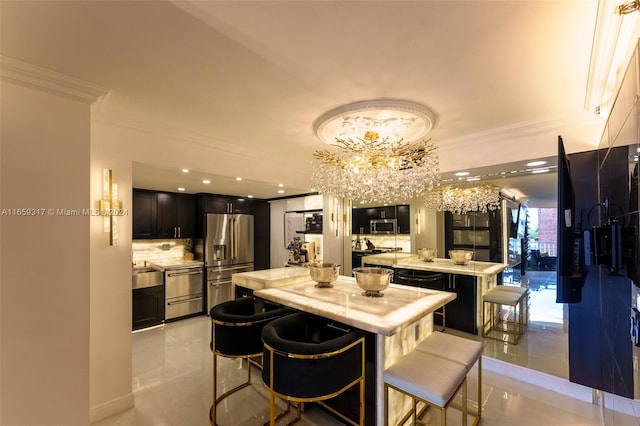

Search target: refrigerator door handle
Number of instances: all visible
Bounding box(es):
[229,217,236,262]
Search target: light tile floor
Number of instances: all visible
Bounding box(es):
[95,314,640,426]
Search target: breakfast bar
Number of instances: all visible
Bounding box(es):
[362,253,508,335]
[235,269,455,425]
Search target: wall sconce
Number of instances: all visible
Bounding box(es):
[345,199,352,237]
[100,168,119,246]
[332,197,339,237]
[416,208,422,235]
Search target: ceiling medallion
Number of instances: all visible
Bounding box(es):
[424,184,501,214]
[310,100,439,204]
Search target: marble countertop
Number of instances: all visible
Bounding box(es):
[232,267,312,290]
[254,276,455,336]
[362,253,508,277]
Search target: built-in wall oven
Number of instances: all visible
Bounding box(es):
[207,264,253,312]
[165,265,204,320]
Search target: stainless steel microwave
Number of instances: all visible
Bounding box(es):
[370,218,397,234]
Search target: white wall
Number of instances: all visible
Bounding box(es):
[89,124,134,422]
[0,80,91,425]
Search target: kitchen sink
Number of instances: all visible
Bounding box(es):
[132,267,163,289]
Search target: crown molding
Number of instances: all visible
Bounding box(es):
[0,56,109,103]
[437,112,599,155]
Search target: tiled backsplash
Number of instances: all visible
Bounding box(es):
[132,239,202,265]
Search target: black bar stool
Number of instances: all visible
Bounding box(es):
[209,297,290,425]
[261,311,365,426]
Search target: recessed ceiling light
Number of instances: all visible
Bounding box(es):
[526,160,548,167]
[248,195,254,198]
[182,168,189,173]
[531,169,550,174]
[455,171,470,177]
[236,177,242,181]
[278,183,284,187]
[202,179,211,184]
[466,177,480,182]
[277,190,285,194]
[177,187,186,191]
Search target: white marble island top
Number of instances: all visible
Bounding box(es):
[254,276,455,336]
[363,253,508,277]
[232,267,311,290]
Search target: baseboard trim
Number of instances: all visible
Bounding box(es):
[89,392,134,424]
[483,355,640,417]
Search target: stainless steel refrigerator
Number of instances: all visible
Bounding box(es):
[205,213,254,311]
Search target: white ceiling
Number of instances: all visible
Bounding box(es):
[0,0,607,207]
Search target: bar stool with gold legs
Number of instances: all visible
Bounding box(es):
[415,332,483,425]
[482,286,528,345]
[209,297,290,426]
[384,350,468,426]
[261,311,366,426]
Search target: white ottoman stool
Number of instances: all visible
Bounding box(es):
[482,287,527,344]
[384,350,468,426]
[415,332,483,424]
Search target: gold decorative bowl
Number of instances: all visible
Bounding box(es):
[309,261,340,288]
[448,250,474,265]
[418,248,437,262]
[352,267,394,297]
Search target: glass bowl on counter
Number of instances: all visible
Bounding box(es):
[448,250,474,265]
[352,267,394,297]
[418,248,437,262]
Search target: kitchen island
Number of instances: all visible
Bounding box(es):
[362,253,508,335]
[233,269,455,425]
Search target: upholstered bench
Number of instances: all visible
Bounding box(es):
[384,350,468,426]
[482,287,528,345]
[415,332,483,425]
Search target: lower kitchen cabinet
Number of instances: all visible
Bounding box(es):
[132,285,165,330]
[444,274,477,335]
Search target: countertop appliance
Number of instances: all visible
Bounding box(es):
[205,213,254,311]
[370,218,397,234]
[163,264,204,320]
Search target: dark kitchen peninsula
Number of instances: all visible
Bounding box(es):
[362,253,507,335]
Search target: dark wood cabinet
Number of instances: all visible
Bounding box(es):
[176,194,196,238]
[444,210,502,262]
[252,200,270,270]
[132,286,165,330]
[352,208,368,234]
[396,205,410,234]
[133,189,196,239]
[444,274,477,334]
[132,189,157,239]
[351,204,410,235]
[200,194,254,214]
[156,192,177,238]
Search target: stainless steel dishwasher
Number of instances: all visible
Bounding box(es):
[164,265,204,320]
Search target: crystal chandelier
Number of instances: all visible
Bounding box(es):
[310,100,440,204]
[424,184,501,214]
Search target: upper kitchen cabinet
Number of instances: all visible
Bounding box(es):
[133,189,196,239]
[133,189,157,239]
[351,204,410,235]
[198,194,255,214]
[156,192,196,239]
[396,205,410,234]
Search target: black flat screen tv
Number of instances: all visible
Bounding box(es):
[556,135,585,303]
